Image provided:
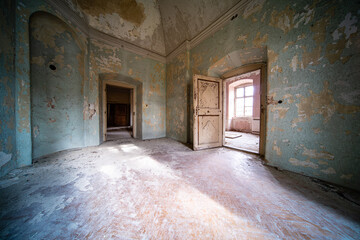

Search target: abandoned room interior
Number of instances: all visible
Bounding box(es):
[0,0,359,239]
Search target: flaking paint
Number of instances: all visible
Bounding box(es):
[1,0,359,191]
[90,39,166,140]
[67,0,166,55]
[166,0,360,190]
[0,0,16,177]
[1,0,166,176]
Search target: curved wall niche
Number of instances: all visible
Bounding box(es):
[30,12,86,158]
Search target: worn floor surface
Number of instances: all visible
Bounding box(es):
[106,127,133,141]
[225,131,259,153]
[0,138,359,239]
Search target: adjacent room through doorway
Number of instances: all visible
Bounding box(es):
[106,85,133,141]
[224,69,261,153]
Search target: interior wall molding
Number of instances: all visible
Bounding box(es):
[89,28,166,63]
[166,40,190,62]
[189,0,251,50]
[45,0,166,63]
[45,0,89,36]
[45,0,251,64]
[167,0,251,61]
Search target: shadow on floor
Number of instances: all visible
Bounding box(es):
[149,143,360,238]
[1,138,359,239]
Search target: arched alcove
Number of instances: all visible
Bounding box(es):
[207,47,267,77]
[30,12,86,158]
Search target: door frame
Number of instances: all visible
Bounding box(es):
[102,80,137,141]
[221,63,267,157]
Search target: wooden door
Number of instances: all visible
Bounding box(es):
[193,74,223,150]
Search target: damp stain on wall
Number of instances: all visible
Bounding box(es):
[90,38,166,140]
[68,0,165,55]
[166,52,188,142]
[30,12,86,158]
[77,0,145,26]
[176,0,360,190]
[3,0,360,192]
[0,0,16,176]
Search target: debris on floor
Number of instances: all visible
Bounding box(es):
[0,138,359,239]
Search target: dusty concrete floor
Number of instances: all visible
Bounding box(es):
[107,127,133,141]
[225,131,259,152]
[0,138,359,239]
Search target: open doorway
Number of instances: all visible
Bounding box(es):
[192,63,266,155]
[105,84,134,141]
[223,64,266,154]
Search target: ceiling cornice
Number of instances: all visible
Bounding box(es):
[45,0,251,64]
[166,0,251,61]
[45,0,166,63]
[45,0,89,36]
[166,40,190,62]
[189,0,251,50]
[89,28,167,63]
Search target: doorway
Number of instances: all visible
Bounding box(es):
[192,63,266,156]
[103,83,136,141]
[222,63,266,155]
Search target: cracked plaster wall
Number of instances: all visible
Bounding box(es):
[0,0,166,177]
[10,0,93,176]
[90,39,166,140]
[181,0,360,190]
[30,12,86,158]
[66,0,166,55]
[2,0,360,191]
[166,51,191,143]
[159,0,239,54]
[0,0,16,177]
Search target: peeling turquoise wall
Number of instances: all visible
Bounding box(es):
[13,0,90,169]
[186,0,360,190]
[0,0,16,177]
[3,0,359,191]
[30,12,86,158]
[166,51,191,143]
[4,0,165,176]
[90,40,166,141]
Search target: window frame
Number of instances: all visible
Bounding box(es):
[234,84,253,117]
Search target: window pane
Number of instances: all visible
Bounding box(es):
[245,106,253,116]
[236,98,244,116]
[236,87,244,97]
[245,86,253,96]
[245,97,253,107]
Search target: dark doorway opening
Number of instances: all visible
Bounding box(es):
[107,104,130,127]
[106,85,133,140]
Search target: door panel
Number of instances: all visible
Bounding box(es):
[193,75,223,150]
[199,116,219,145]
[198,80,219,108]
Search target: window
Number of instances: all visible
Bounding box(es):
[235,85,253,117]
